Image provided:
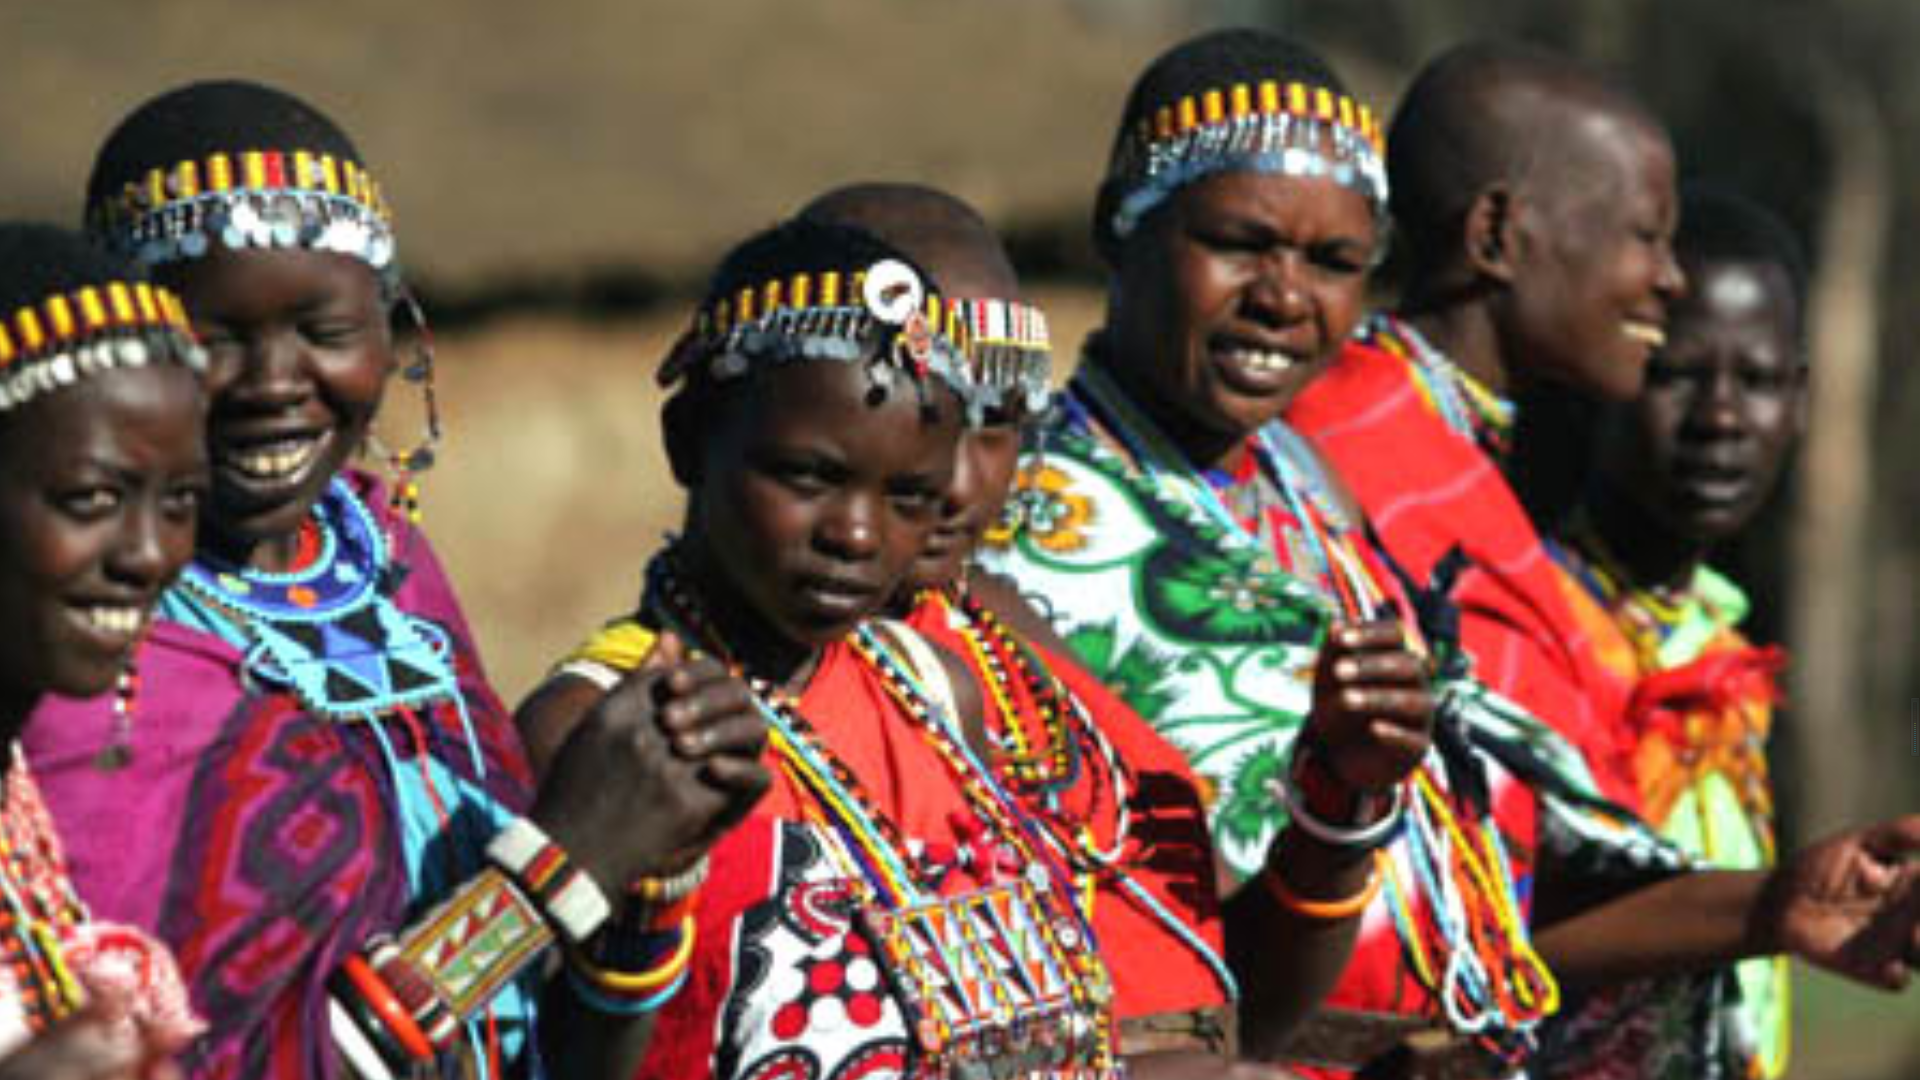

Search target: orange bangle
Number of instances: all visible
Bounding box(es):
[1261,850,1385,921]
[340,953,435,1062]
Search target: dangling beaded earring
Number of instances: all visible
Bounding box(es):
[93,637,142,772]
[369,290,442,535]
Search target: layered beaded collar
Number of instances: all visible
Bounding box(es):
[167,478,463,723]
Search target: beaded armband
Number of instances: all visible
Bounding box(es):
[486,816,613,945]
[331,866,557,1067]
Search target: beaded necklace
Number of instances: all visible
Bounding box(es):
[1366,314,1515,457]
[642,552,1122,1076]
[0,749,87,1036]
[170,478,483,771]
[1559,515,1701,670]
[1072,362,1554,1060]
[929,588,1240,1002]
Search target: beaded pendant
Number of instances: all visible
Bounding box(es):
[178,479,461,720]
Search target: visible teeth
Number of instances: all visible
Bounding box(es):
[229,439,319,480]
[1227,347,1297,373]
[82,605,145,636]
[1623,322,1667,347]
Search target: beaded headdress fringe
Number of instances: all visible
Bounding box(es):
[664,259,987,420]
[0,281,206,412]
[88,149,400,291]
[1109,80,1389,238]
[954,297,1052,415]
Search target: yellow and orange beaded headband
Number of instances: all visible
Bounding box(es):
[88,149,400,290]
[1107,79,1389,238]
[663,258,984,419]
[0,281,207,411]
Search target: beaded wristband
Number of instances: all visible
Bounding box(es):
[1261,850,1386,922]
[396,866,555,1020]
[569,914,697,997]
[630,854,710,906]
[486,816,613,945]
[566,959,691,1017]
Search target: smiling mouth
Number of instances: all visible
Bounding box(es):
[795,576,881,618]
[222,435,324,483]
[69,602,150,653]
[1622,321,1667,348]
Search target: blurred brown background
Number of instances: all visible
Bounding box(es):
[5,0,1914,1072]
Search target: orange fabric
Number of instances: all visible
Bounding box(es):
[1289,340,1640,810]
[1553,571,1781,836]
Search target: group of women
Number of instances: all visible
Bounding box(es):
[0,23,1912,1080]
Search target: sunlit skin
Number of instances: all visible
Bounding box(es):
[158,246,393,572]
[908,407,1023,593]
[669,360,962,689]
[1101,169,1377,475]
[1589,259,1806,587]
[1493,113,1686,402]
[0,365,207,728]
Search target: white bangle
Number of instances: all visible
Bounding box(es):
[486,816,614,945]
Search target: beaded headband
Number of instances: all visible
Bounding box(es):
[952,297,1051,415]
[88,149,400,289]
[0,281,207,411]
[1107,80,1389,238]
[662,258,980,418]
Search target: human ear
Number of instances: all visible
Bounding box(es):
[662,391,703,489]
[1464,184,1521,285]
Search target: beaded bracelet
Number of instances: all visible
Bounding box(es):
[630,853,710,906]
[569,914,697,997]
[1261,850,1387,922]
[486,816,613,945]
[566,958,691,1017]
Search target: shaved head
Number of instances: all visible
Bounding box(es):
[798,182,1021,300]
[1389,40,1668,279]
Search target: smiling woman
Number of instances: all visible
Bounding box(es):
[0,221,205,1076]
[24,81,739,1080]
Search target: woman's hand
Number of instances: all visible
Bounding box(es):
[1301,620,1433,797]
[529,632,770,896]
[1762,814,1920,990]
[0,1012,183,1080]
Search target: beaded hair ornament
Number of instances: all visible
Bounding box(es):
[0,281,205,412]
[952,297,1052,416]
[661,257,981,419]
[87,149,399,293]
[1107,79,1389,238]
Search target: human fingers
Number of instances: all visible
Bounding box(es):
[655,652,735,703]
[1861,815,1920,862]
[0,1015,141,1080]
[657,675,756,738]
[1330,649,1427,689]
[1327,620,1405,654]
[668,712,767,761]
[639,630,688,672]
[1334,686,1432,722]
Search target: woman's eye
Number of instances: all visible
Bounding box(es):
[57,488,119,518]
[1308,245,1368,277]
[162,484,204,519]
[304,321,363,346]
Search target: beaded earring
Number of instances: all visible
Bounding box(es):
[368,291,441,531]
[92,636,142,772]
